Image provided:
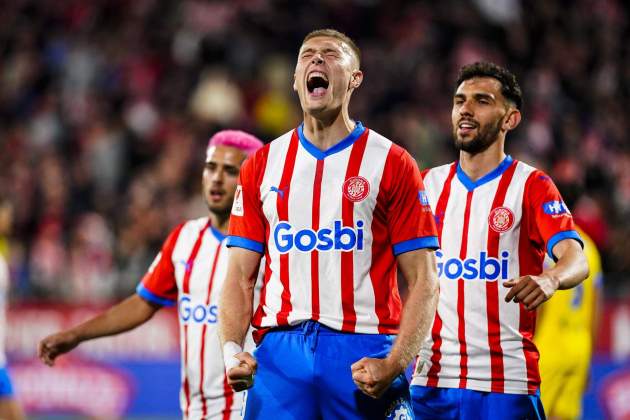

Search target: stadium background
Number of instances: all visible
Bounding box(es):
[1,0,629,418]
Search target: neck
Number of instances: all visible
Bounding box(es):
[302,104,355,150]
[458,138,506,182]
[208,211,230,235]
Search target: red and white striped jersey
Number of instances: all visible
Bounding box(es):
[138,217,255,420]
[227,122,438,337]
[412,156,582,395]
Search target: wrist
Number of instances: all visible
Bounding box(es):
[223,341,243,371]
[384,354,405,377]
[545,271,561,290]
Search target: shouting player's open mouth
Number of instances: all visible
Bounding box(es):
[307,71,329,98]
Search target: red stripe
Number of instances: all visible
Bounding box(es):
[276,132,299,326]
[200,243,223,417]
[340,130,369,332]
[485,161,517,393]
[519,169,543,393]
[426,163,457,385]
[311,159,324,321]
[456,190,474,388]
[370,147,400,333]
[181,221,210,418]
[221,373,235,420]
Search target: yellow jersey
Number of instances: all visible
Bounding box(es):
[535,227,602,419]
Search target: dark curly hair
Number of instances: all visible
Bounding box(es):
[455,62,523,110]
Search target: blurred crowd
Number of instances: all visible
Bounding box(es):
[0,0,629,303]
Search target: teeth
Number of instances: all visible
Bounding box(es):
[459,122,476,128]
[308,71,328,81]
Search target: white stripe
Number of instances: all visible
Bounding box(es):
[352,132,391,333]
[316,146,353,330]
[462,184,496,383]
[431,179,468,384]
[285,144,316,323]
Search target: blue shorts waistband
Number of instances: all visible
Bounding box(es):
[269,320,344,335]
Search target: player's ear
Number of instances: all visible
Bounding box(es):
[349,70,363,90]
[503,108,521,131]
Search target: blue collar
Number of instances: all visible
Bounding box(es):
[456,155,514,191]
[297,121,365,160]
[210,226,226,242]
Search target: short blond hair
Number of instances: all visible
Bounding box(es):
[302,29,361,68]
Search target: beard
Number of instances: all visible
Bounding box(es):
[453,117,502,155]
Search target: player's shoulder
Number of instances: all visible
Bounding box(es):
[515,161,560,194]
[365,128,393,150]
[365,128,417,167]
[173,217,208,241]
[243,129,291,171]
[268,128,295,150]
[422,162,456,184]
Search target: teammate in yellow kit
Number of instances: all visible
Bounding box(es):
[535,226,603,420]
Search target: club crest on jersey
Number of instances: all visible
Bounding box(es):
[488,206,514,233]
[343,176,370,202]
[231,185,244,216]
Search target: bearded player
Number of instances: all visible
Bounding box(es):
[412,62,589,419]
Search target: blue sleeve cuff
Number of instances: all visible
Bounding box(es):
[392,236,439,256]
[136,283,176,307]
[547,230,583,261]
[226,235,264,254]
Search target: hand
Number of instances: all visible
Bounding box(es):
[351,356,400,399]
[226,352,257,392]
[38,330,80,366]
[503,273,559,311]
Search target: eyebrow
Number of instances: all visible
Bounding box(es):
[454,92,496,101]
[300,46,342,55]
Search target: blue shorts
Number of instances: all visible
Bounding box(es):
[244,321,413,420]
[411,385,545,420]
[0,367,15,397]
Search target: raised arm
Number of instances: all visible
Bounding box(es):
[218,247,262,391]
[352,248,439,398]
[38,294,160,366]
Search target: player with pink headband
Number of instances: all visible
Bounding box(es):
[38,130,264,420]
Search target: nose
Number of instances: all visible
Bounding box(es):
[211,168,224,184]
[311,53,324,65]
[459,100,473,117]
